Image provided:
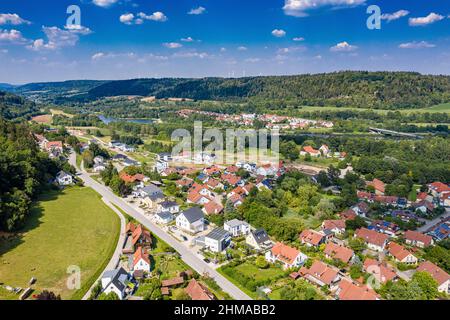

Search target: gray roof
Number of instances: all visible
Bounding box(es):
[251,228,270,244]
[102,267,129,291]
[160,200,178,208]
[206,228,231,241]
[156,211,174,220]
[181,207,204,223]
[225,219,248,228]
[142,184,163,196]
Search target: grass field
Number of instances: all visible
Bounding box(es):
[0,187,120,300]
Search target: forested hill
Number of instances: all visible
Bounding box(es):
[0,91,40,120]
[85,71,450,109]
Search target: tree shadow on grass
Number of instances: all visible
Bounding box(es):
[0,191,61,258]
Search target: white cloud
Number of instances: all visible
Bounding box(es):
[283,0,366,17]
[409,13,444,26]
[27,26,89,51]
[163,42,183,49]
[237,46,248,51]
[92,52,106,60]
[120,13,135,25]
[181,37,199,42]
[381,10,409,22]
[0,29,26,43]
[293,37,305,41]
[220,47,227,52]
[330,41,358,52]
[64,24,92,35]
[245,58,261,63]
[277,46,306,54]
[138,12,168,22]
[173,51,210,59]
[188,6,206,15]
[271,29,286,37]
[92,0,118,8]
[0,13,31,25]
[399,41,436,49]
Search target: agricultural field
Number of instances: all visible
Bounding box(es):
[0,187,120,300]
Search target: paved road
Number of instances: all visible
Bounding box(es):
[69,152,251,300]
[417,209,449,233]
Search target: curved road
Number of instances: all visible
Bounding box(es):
[69,152,251,300]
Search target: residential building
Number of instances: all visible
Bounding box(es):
[404,230,434,248]
[321,219,346,236]
[354,228,389,252]
[387,242,418,264]
[417,261,450,294]
[56,171,73,186]
[154,211,174,225]
[132,247,151,272]
[323,243,354,264]
[336,279,378,300]
[224,219,250,237]
[299,229,327,247]
[185,279,215,300]
[427,218,450,242]
[176,207,205,234]
[367,178,386,195]
[299,261,340,287]
[428,182,450,198]
[202,201,224,215]
[265,242,307,269]
[204,228,232,253]
[246,229,272,251]
[300,146,320,157]
[101,268,130,300]
[131,224,152,249]
[351,201,369,217]
[157,200,180,214]
[363,258,397,284]
[368,220,400,237]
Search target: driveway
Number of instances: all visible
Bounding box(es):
[69,151,251,300]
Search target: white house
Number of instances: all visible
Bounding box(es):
[56,171,73,186]
[157,200,180,214]
[101,268,129,300]
[265,242,308,270]
[204,228,232,253]
[154,211,174,225]
[246,229,272,251]
[132,248,151,273]
[224,219,250,237]
[176,207,205,234]
[93,163,106,173]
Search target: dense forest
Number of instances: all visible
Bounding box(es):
[0,91,40,120]
[0,118,60,231]
[6,71,450,109]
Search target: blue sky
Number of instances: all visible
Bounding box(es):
[0,0,449,83]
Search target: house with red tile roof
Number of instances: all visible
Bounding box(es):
[132,247,151,272]
[428,182,450,198]
[225,165,239,174]
[387,242,417,264]
[367,178,386,195]
[45,140,64,152]
[265,242,307,270]
[202,201,224,215]
[336,279,379,300]
[187,191,212,205]
[363,258,397,284]
[299,229,327,247]
[404,230,434,248]
[300,146,320,157]
[354,228,389,252]
[339,209,357,221]
[204,165,222,176]
[206,178,224,190]
[417,261,450,293]
[132,224,152,249]
[221,174,241,186]
[228,193,244,207]
[176,177,194,188]
[185,279,215,300]
[299,261,340,287]
[321,220,346,236]
[323,243,354,264]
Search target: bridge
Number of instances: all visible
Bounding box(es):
[369,127,423,139]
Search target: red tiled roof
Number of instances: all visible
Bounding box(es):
[428,182,450,194]
[228,193,243,205]
[203,201,224,215]
[417,261,450,286]
[387,242,415,261]
[299,261,339,286]
[271,242,301,265]
[187,191,211,204]
[185,279,215,300]
[355,228,389,247]
[324,243,354,263]
[132,224,152,246]
[299,229,325,246]
[221,174,241,186]
[337,279,378,300]
[46,141,63,149]
[133,247,150,267]
[302,146,320,154]
[226,165,239,173]
[363,258,397,283]
[322,220,346,231]
[339,210,357,220]
[367,179,385,193]
[120,172,136,183]
[161,277,185,287]
[404,230,433,247]
[416,192,429,201]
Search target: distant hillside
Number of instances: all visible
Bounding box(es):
[11,71,450,109]
[85,71,450,109]
[0,91,40,120]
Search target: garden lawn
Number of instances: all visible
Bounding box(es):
[0,187,120,300]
